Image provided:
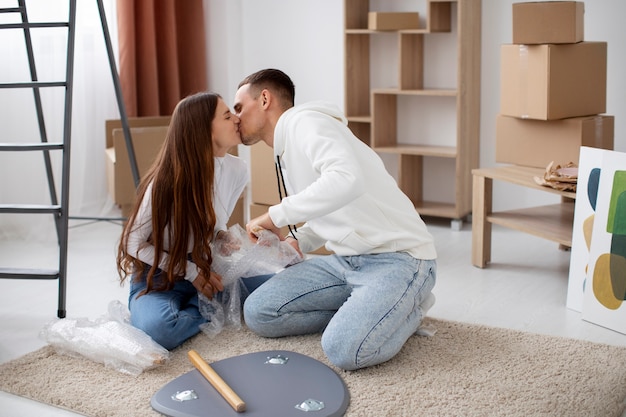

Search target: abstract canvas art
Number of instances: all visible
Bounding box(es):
[567,147,605,312]
[582,149,626,334]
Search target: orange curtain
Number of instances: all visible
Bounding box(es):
[116,0,208,117]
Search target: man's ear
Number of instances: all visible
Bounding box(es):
[260,89,271,109]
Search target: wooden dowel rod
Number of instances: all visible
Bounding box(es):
[187,350,246,412]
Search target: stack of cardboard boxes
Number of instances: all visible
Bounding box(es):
[496,1,614,169]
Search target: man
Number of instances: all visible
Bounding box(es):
[233,68,437,370]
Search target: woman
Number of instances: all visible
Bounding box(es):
[117,92,260,350]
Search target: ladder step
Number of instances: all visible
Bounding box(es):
[0,143,64,151]
[0,267,59,280]
[0,81,67,89]
[0,204,61,214]
[0,22,69,30]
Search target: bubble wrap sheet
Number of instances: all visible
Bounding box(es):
[199,224,302,338]
[39,300,169,376]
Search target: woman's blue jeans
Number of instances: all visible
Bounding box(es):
[129,268,272,350]
[243,252,436,370]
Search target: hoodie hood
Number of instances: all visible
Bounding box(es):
[274,101,347,156]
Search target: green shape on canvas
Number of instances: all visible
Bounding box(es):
[607,171,626,235]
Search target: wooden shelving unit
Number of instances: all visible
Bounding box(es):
[471,165,576,268]
[344,0,482,225]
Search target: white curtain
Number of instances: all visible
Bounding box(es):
[0,0,121,242]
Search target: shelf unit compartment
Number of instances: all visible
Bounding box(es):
[399,153,424,205]
[345,0,370,30]
[427,1,453,32]
[415,201,459,219]
[372,92,458,154]
[347,119,372,146]
[399,33,424,89]
[344,33,370,119]
[371,92,396,148]
[397,154,459,218]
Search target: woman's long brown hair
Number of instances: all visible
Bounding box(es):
[116,92,219,294]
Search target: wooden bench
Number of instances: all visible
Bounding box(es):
[472,165,576,268]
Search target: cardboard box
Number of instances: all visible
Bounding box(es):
[496,114,614,168]
[105,116,171,149]
[106,117,243,225]
[228,197,244,228]
[367,12,419,31]
[105,116,171,215]
[250,142,280,205]
[249,203,332,255]
[500,42,607,120]
[513,2,584,44]
[108,126,169,215]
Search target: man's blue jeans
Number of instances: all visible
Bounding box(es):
[243,252,436,370]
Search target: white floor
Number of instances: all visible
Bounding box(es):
[1,214,626,416]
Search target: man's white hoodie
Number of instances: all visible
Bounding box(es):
[268,101,437,260]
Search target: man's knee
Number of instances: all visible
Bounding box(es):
[321,331,361,370]
[243,295,279,337]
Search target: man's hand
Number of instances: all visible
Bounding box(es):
[192,271,224,299]
[246,212,281,242]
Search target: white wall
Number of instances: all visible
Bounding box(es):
[205,0,343,110]
[205,0,626,214]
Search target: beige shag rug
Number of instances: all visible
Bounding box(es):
[1,318,626,417]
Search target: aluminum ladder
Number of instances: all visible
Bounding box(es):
[0,0,76,319]
[0,0,136,319]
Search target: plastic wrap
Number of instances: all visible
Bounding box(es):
[199,224,302,337]
[39,300,169,376]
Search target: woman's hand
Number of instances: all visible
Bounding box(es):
[285,236,303,259]
[192,271,224,299]
[214,230,241,256]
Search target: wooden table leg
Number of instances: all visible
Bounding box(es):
[472,173,492,268]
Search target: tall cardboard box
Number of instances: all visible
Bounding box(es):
[512,1,584,44]
[228,196,244,228]
[500,42,607,120]
[106,122,244,225]
[250,142,280,205]
[105,116,171,215]
[495,114,614,168]
[107,126,169,215]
